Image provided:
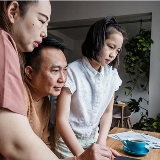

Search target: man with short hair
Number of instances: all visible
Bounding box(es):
[23,37,68,149]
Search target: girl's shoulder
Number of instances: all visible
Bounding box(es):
[104,65,118,75]
[68,59,83,69]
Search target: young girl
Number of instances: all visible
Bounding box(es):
[55,16,127,158]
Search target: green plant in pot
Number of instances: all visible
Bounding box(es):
[123,28,158,131]
[133,112,160,132]
[123,29,153,96]
[128,97,148,113]
[128,97,160,132]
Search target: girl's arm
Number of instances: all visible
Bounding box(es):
[96,95,114,145]
[97,95,120,157]
[56,87,84,156]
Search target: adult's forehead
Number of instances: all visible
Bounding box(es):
[32,0,51,21]
[41,48,65,60]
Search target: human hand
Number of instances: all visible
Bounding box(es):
[77,143,116,160]
[110,147,121,158]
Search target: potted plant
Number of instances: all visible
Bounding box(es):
[128,97,148,113]
[133,113,160,132]
[123,29,158,131]
[123,29,153,96]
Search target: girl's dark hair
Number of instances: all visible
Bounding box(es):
[81,16,127,68]
[0,1,38,34]
[24,37,67,73]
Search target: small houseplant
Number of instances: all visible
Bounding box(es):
[123,29,153,96]
[133,113,160,132]
[123,28,158,131]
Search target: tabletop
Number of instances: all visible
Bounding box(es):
[106,127,160,160]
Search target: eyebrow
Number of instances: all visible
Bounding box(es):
[38,12,49,21]
[51,65,68,69]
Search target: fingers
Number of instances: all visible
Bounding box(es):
[93,143,120,159]
[80,143,119,160]
[78,145,110,160]
[99,146,112,158]
[99,144,110,151]
[99,149,112,159]
[91,143,113,159]
[110,148,121,156]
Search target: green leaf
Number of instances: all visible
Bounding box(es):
[125,86,132,90]
[143,47,148,51]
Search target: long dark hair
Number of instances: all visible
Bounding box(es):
[0,1,38,34]
[0,1,38,76]
[81,16,127,68]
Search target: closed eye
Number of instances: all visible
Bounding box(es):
[39,20,45,24]
[64,67,68,71]
[51,70,59,73]
[109,45,114,49]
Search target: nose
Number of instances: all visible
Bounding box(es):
[109,51,117,59]
[109,53,114,58]
[58,72,66,83]
[40,27,47,38]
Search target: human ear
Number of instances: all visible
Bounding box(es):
[7,1,19,24]
[25,66,33,80]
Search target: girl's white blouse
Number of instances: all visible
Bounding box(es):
[64,57,122,138]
